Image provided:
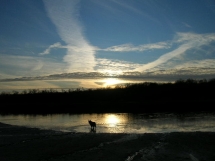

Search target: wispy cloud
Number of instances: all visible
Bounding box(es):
[136,32,215,71]
[95,58,142,73]
[136,43,191,71]
[43,0,96,72]
[40,41,169,55]
[100,42,170,52]
[95,0,160,24]
[95,32,215,78]
[182,22,192,28]
[39,42,62,55]
[175,59,215,69]
[0,54,66,79]
[39,42,99,55]
[111,0,160,24]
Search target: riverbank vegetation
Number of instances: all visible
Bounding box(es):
[1,78,215,114]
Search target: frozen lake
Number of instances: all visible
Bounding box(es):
[0,112,215,133]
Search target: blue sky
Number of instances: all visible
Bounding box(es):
[0,0,215,91]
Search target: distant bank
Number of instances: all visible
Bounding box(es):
[1,78,215,114]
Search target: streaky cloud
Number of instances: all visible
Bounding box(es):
[136,32,215,71]
[136,43,191,71]
[182,22,192,28]
[95,58,142,73]
[39,42,62,55]
[95,0,160,25]
[101,42,170,52]
[39,42,99,55]
[1,69,215,83]
[0,54,66,79]
[43,0,96,72]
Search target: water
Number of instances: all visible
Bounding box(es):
[0,112,215,133]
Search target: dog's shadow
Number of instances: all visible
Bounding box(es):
[89,128,96,133]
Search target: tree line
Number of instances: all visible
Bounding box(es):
[1,78,215,114]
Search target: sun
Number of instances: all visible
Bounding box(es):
[104,78,121,87]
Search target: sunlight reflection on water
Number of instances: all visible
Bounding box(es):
[0,113,215,133]
[105,114,125,127]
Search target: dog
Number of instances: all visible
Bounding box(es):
[88,120,96,129]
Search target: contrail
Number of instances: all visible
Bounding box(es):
[136,32,215,72]
[43,0,96,72]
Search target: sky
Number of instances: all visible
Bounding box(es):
[0,0,215,91]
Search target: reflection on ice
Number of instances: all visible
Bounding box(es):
[105,114,120,127]
[0,113,215,133]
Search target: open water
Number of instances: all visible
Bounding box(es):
[0,112,215,133]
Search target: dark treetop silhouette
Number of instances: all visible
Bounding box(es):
[1,78,215,114]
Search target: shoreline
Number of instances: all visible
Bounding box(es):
[1,122,215,161]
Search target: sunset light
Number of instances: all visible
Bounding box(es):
[103,78,122,87]
[1,0,215,92]
[105,114,120,126]
[1,1,215,159]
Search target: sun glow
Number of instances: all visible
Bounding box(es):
[105,114,120,126]
[103,78,123,87]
